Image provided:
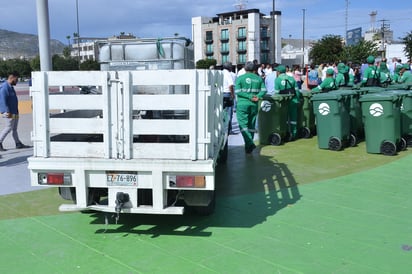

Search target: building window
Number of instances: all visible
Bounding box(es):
[261,40,269,51]
[260,52,269,64]
[221,29,229,41]
[222,54,229,63]
[237,27,246,39]
[206,31,213,42]
[238,40,246,51]
[206,44,214,56]
[238,54,246,64]
[221,42,229,54]
[261,26,269,38]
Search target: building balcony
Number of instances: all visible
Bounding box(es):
[237,48,247,54]
[205,50,214,56]
[220,50,230,55]
[261,36,270,40]
[261,47,270,52]
[237,35,247,41]
[220,37,229,42]
[205,39,213,44]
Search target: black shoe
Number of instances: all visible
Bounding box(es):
[0,143,6,151]
[245,144,256,154]
[16,143,30,149]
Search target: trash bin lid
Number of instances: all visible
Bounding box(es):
[329,90,357,96]
[359,93,398,102]
[311,92,342,101]
[262,93,293,101]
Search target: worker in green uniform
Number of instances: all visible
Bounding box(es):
[392,64,403,83]
[335,63,354,87]
[399,64,412,86]
[274,65,301,140]
[361,56,380,87]
[377,60,391,87]
[235,61,267,153]
[311,68,338,93]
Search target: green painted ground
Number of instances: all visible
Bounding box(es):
[1,138,412,273]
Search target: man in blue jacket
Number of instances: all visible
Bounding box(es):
[0,71,29,151]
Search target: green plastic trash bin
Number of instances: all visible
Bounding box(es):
[297,90,316,138]
[311,92,352,151]
[330,89,363,144]
[359,93,403,155]
[400,91,412,145]
[258,94,293,145]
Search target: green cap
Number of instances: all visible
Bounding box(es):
[276,65,286,73]
[366,55,375,64]
[402,64,410,70]
[326,68,334,75]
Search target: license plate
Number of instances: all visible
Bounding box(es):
[106,172,138,186]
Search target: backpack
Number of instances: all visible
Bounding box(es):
[308,70,319,86]
[279,78,296,95]
[366,69,380,87]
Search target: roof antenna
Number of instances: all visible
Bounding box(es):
[234,0,248,11]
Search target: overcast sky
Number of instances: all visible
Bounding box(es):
[1,0,411,44]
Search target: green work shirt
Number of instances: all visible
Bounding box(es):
[361,65,380,86]
[312,77,338,92]
[335,72,354,87]
[235,72,267,105]
[399,70,412,84]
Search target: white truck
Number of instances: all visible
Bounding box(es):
[28,38,228,217]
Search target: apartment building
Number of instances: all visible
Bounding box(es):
[192,8,281,66]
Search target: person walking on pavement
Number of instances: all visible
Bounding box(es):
[274,65,301,140]
[0,71,30,151]
[222,62,236,134]
[235,61,267,153]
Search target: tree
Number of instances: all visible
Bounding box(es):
[340,39,379,65]
[196,59,217,69]
[30,56,41,71]
[401,31,412,61]
[63,47,72,59]
[52,55,79,71]
[0,59,32,78]
[309,35,344,65]
[80,59,100,70]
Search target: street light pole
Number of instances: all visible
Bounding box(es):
[76,0,80,69]
[272,0,276,63]
[302,8,306,69]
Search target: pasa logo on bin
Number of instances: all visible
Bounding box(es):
[369,103,384,117]
[318,103,330,116]
[260,100,272,112]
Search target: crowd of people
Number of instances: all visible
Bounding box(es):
[222,56,412,154]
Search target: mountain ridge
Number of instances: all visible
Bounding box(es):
[0,29,65,59]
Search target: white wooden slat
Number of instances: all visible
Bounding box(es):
[45,71,109,86]
[132,143,191,159]
[129,70,196,86]
[49,95,104,110]
[133,120,191,135]
[132,94,191,110]
[50,143,105,158]
[49,118,104,134]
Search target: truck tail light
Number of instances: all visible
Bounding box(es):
[38,173,72,185]
[170,175,206,188]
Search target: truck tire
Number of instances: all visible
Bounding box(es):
[58,187,76,201]
[217,141,228,164]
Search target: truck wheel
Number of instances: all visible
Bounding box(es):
[380,140,397,156]
[217,141,228,164]
[59,187,76,201]
[192,193,216,216]
[328,137,342,151]
[269,133,282,145]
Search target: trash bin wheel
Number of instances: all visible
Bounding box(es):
[397,137,407,151]
[380,140,397,156]
[349,133,357,147]
[406,135,412,147]
[299,127,311,139]
[269,133,282,146]
[328,137,343,151]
